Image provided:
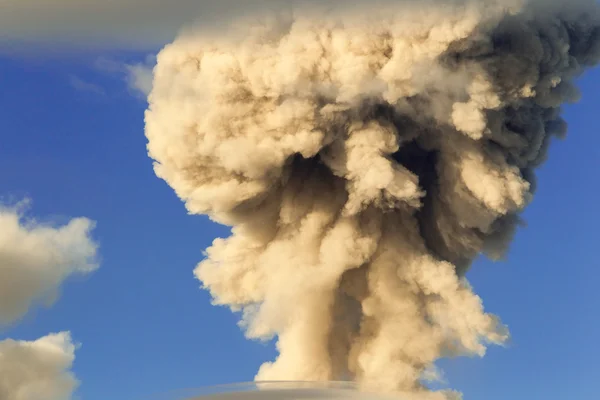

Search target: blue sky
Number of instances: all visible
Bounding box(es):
[1,32,599,400]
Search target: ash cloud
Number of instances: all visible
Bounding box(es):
[144,0,600,398]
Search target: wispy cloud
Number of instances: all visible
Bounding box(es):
[94,54,156,99]
[68,75,105,96]
[124,55,156,98]
[93,57,123,74]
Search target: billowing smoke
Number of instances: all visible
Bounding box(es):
[144,0,600,398]
[0,202,99,400]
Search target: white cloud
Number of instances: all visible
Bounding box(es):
[124,55,156,98]
[0,202,99,326]
[68,75,105,96]
[0,201,99,399]
[0,332,79,400]
[94,55,156,99]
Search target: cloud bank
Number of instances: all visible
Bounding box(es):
[0,0,315,51]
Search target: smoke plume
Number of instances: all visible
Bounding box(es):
[0,202,98,400]
[144,0,600,398]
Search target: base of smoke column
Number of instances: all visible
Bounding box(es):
[151,381,405,400]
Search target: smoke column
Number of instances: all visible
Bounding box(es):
[144,0,600,398]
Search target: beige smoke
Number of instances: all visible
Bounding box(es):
[145,0,600,398]
[0,202,98,400]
